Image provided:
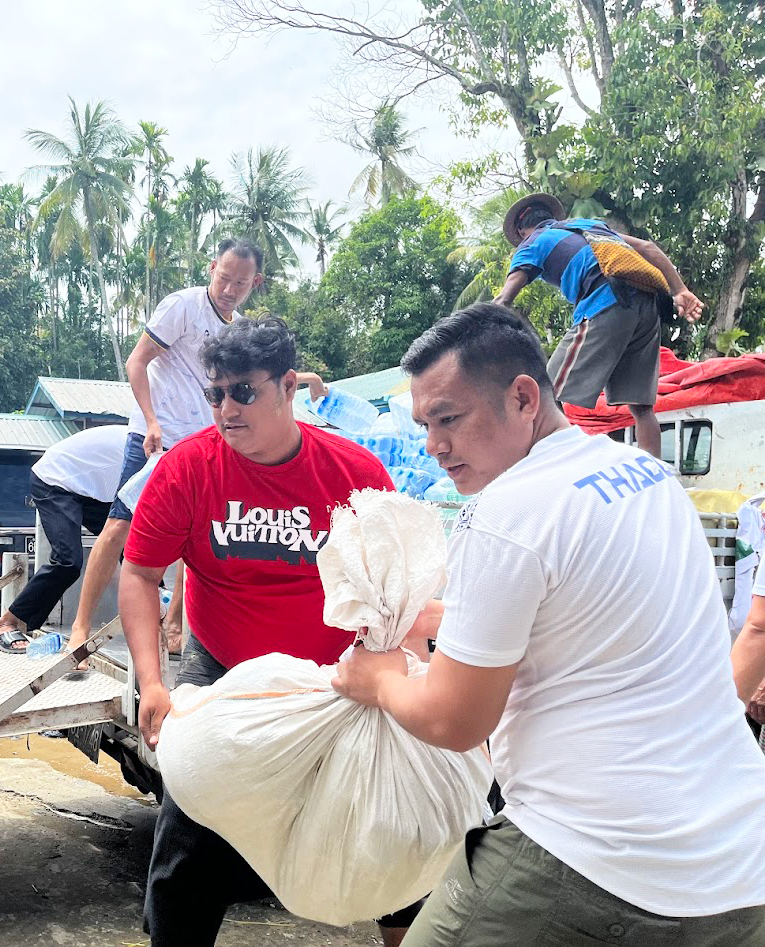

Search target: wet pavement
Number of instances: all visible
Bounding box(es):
[0,737,380,947]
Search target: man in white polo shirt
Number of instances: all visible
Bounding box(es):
[334,302,765,945]
[0,425,126,652]
[67,238,264,660]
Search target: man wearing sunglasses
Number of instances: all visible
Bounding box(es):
[66,238,267,666]
[119,316,418,947]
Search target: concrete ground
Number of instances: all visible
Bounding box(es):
[0,751,380,947]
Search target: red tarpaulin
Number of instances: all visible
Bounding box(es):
[565,347,765,435]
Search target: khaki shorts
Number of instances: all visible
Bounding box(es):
[401,818,765,947]
[547,292,660,409]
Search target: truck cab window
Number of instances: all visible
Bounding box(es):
[660,424,676,465]
[680,419,712,475]
[656,420,713,475]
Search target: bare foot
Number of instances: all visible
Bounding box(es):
[67,626,91,670]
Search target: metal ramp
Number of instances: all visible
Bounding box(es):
[0,620,128,738]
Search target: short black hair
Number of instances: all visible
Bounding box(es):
[216,237,263,272]
[519,205,556,232]
[199,314,296,379]
[401,302,553,396]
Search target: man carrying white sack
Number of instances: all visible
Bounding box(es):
[334,302,765,946]
[118,314,422,947]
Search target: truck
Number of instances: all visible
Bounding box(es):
[616,400,765,497]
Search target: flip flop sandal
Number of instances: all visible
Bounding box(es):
[0,630,30,654]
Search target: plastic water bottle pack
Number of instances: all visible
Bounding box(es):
[308,387,379,435]
[389,466,438,499]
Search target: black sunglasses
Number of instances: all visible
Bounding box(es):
[203,377,274,407]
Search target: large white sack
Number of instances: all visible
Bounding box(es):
[157,490,493,926]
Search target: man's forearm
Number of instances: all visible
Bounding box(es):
[377,671,481,752]
[731,625,765,703]
[126,356,159,428]
[640,243,686,295]
[120,569,163,688]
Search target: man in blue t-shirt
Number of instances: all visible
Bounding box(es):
[494,193,703,456]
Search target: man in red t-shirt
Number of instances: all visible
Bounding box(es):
[120,315,418,947]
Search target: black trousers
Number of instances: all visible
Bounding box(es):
[9,472,110,631]
[144,636,423,946]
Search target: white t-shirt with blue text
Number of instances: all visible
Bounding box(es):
[437,426,765,916]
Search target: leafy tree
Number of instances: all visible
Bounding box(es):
[227,146,309,279]
[0,220,44,411]
[349,103,419,206]
[135,121,171,316]
[177,158,219,285]
[261,280,332,375]
[211,0,765,350]
[304,200,345,276]
[581,7,765,354]
[26,98,134,380]
[319,195,468,374]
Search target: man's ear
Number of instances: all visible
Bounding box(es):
[252,273,264,289]
[508,374,541,418]
[282,369,298,402]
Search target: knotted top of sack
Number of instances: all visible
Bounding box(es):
[317,489,447,652]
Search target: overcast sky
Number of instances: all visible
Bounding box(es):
[0,0,527,274]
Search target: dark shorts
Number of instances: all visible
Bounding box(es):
[547,292,660,409]
[402,818,765,947]
[108,431,150,521]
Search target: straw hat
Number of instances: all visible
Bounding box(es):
[503,193,566,246]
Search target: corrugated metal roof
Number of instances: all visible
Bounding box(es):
[26,377,136,421]
[0,414,79,451]
[25,375,325,428]
[330,366,409,403]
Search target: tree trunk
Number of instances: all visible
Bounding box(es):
[84,192,126,381]
[49,272,57,353]
[145,157,152,318]
[381,157,390,206]
[705,170,756,357]
[188,206,196,288]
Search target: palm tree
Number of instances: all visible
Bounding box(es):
[136,121,171,315]
[304,200,346,276]
[227,146,310,278]
[446,190,522,310]
[349,103,418,206]
[177,158,219,286]
[26,98,134,380]
[205,177,227,252]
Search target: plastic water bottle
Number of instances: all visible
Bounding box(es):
[424,477,473,503]
[308,387,379,434]
[390,467,438,499]
[27,632,63,660]
[117,452,164,513]
[388,391,426,438]
[369,411,399,436]
[159,587,173,621]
